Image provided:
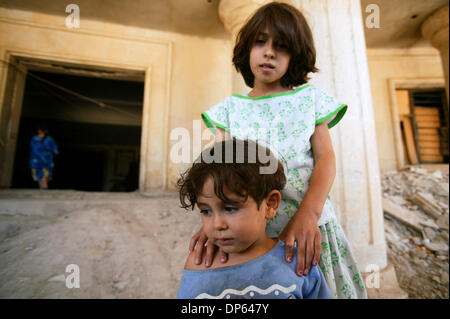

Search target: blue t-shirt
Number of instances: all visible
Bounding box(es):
[176,240,331,299]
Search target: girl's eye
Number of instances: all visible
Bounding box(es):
[277,43,288,49]
[255,39,265,45]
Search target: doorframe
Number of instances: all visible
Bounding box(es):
[388,77,445,170]
[0,49,150,191]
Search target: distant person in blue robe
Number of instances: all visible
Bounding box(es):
[29,125,59,189]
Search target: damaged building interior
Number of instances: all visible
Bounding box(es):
[0,0,448,299]
[6,61,144,192]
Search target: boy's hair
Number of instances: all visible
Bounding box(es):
[177,139,286,211]
[232,2,318,88]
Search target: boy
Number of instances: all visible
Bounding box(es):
[176,139,331,299]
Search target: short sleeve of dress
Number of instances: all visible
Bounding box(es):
[313,87,347,129]
[201,97,231,135]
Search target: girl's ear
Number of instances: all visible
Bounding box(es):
[264,190,282,220]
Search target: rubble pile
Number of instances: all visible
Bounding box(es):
[381,166,449,299]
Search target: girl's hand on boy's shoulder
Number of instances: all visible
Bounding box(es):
[278,208,321,277]
[189,226,228,267]
[184,249,204,270]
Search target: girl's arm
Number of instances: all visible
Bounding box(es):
[215,127,230,142]
[279,121,336,277]
[300,121,336,219]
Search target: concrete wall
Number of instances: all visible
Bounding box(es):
[0,7,232,191]
[367,47,445,172]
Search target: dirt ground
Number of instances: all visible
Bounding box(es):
[0,191,200,298]
[0,166,448,299]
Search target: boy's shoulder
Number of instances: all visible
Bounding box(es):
[184,250,203,270]
[184,240,281,271]
[184,249,223,271]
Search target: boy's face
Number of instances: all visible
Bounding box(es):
[249,29,291,88]
[197,176,272,255]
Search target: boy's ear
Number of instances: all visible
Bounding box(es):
[264,190,281,220]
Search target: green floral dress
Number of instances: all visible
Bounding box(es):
[201,84,367,299]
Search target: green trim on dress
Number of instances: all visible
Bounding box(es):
[315,103,347,129]
[201,112,230,135]
[232,84,311,100]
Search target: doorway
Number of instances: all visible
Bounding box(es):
[396,88,449,165]
[11,70,144,192]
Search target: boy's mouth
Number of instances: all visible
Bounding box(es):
[216,238,234,246]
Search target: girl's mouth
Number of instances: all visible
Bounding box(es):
[259,63,275,71]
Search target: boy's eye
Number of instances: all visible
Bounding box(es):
[199,209,212,215]
[224,206,239,213]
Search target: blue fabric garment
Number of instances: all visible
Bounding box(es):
[176,240,332,299]
[29,135,59,180]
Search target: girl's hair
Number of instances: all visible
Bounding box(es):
[232,2,318,88]
[37,124,49,136]
[177,139,286,210]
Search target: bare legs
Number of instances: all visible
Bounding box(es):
[38,176,48,189]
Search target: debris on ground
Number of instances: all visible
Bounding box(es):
[381,166,449,299]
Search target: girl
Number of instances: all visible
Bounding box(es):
[30,125,59,189]
[190,2,367,299]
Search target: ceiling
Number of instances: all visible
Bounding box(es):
[0,0,228,39]
[360,0,449,48]
[0,0,448,47]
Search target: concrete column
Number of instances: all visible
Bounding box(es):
[300,0,388,272]
[421,5,449,105]
[218,0,404,298]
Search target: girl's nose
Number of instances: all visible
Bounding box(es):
[264,48,274,58]
[264,42,275,58]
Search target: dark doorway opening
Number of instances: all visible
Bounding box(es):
[11,70,144,192]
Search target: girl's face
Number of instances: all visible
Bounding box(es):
[249,29,291,89]
[197,176,273,256]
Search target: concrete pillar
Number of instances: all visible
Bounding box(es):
[421,5,449,105]
[218,0,405,298]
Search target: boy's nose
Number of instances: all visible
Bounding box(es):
[212,213,227,230]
